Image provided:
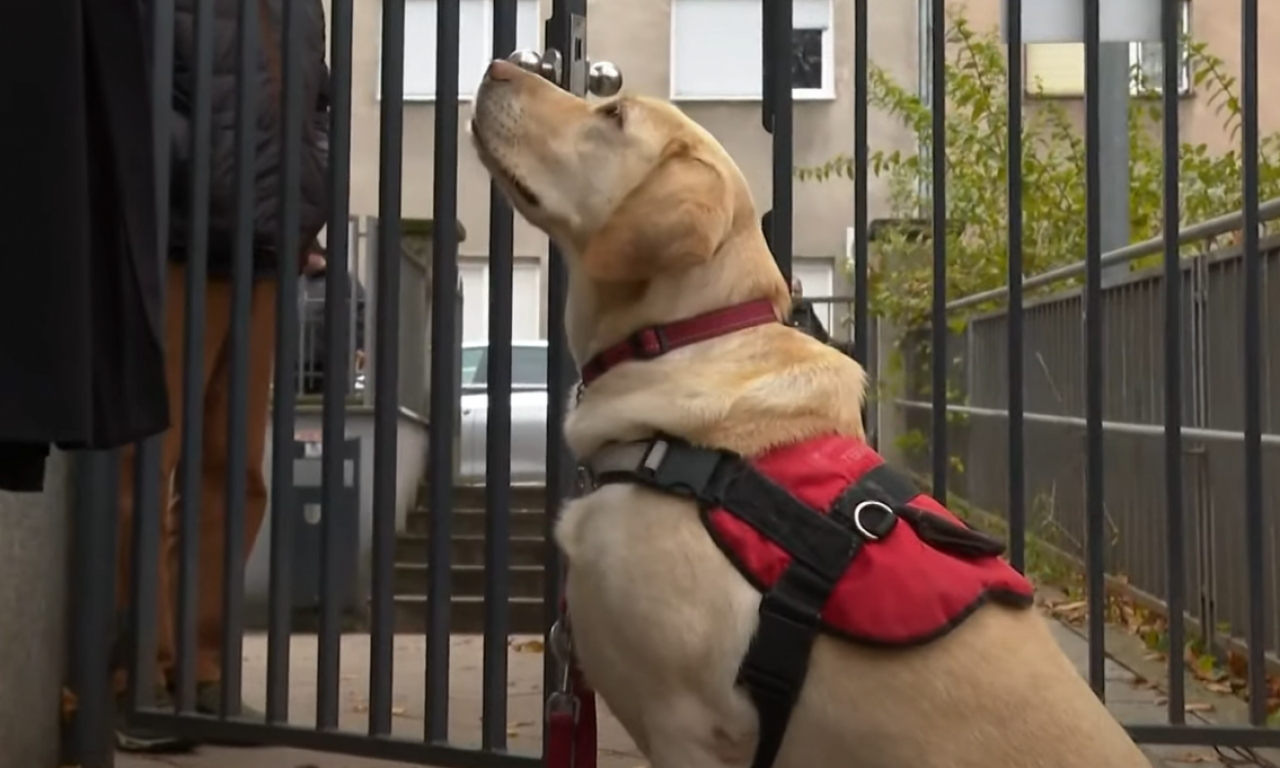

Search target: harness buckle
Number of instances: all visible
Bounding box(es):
[636,439,736,504]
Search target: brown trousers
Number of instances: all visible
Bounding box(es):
[116,263,277,690]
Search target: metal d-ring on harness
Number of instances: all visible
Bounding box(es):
[584,435,906,768]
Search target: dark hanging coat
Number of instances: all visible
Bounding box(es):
[0,0,168,491]
[167,0,331,277]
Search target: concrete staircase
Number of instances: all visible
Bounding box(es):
[392,484,550,634]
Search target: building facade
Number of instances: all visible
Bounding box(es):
[337,0,1280,343]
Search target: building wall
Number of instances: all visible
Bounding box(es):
[335,0,923,338]
[957,0,1280,152]
[333,0,1279,339]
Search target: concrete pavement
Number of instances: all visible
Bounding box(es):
[115,612,1251,768]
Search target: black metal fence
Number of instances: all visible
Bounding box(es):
[888,0,1277,747]
[899,227,1280,677]
[60,0,1279,767]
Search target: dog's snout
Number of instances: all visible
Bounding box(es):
[484,59,522,83]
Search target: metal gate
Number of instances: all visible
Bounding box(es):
[61,0,1277,766]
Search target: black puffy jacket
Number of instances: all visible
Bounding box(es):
[166,0,330,276]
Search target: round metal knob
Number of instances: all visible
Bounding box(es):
[588,60,623,97]
[507,48,561,82]
[507,48,544,73]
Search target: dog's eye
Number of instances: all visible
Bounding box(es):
[598,101,625,128]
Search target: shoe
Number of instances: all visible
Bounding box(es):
[194,682,266,747]
[115,689,198,754]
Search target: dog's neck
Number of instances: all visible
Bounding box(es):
[563,228,790,369]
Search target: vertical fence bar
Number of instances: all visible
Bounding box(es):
[427,0,462,742]
[928,0,947,500]
[1082,0,1107,698]
[767,0,793,283]
[265,0,306,722]
[542,0,584,751]
[217,0,261,719]
[1239,0,1267,728]
[319,0,355,732]
[128,0,177,712]
[481,0,518,752]
[1159,0,1186,724]
[70,452,122,768]
[1003,0,1026,574]
[369,0,405,737]
[853,0,870,438]
[174,0,217,714]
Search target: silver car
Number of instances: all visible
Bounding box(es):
[457,340,550,484]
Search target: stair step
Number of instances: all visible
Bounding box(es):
[394,534,547,567]
[393,563,546,599]
[391,595,547,634]
[421,484,548,511]
[405,507,546,537]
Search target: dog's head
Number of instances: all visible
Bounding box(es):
[471,60,787,336]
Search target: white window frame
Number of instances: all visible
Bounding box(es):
[1023,0,1192,98]
[669,0,836,103]
[1128,0,1192,96]
[457,258,544,342]
[378,0,543,103]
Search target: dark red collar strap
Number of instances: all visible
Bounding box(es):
[579,299,780,387]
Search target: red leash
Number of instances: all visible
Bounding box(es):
[545,590,597,768]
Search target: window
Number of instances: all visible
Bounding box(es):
[1129,0,1192,95]
[460,346,486,387]
[385,0,541,101]
[792,259,836,333]
[1024,0,1191,97]
[459,344,548,390]
[458,261,543,343]
[670,0,835,101]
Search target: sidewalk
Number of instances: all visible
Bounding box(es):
[117,612,1240,768]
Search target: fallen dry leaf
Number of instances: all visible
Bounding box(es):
[1049,600,1087,614]
[1165,753,1215,763]
[511,639,545,653]
[1204,682,1233,694]
[1184,702,1215,713]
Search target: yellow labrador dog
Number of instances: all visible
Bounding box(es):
[471,58,1152,768]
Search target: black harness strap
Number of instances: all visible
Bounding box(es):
[590,438,895,768]
[833,464,1008,559]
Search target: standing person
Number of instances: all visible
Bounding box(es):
[786,277,831,343]
[114,0,331,753]
[298,240,368,396]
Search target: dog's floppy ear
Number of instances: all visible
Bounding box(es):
[582,141,733,283]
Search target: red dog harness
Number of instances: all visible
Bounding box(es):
[548,300,1034,768]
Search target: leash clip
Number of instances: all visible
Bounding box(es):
[546,619,580,722]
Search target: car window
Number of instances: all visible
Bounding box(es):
[460,347,487,387]
[512,346,548,387]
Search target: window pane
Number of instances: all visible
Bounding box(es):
[512,347,548,387]
[400,0,540,98]
[791,28,824,90]
[671,0,831,99]
[461,347,487,387]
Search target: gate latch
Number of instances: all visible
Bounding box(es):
[507,48,624,97]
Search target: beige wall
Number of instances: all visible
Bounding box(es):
[339,0,1278,286]
[958,0,1280,153]
[342,0,922,270]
